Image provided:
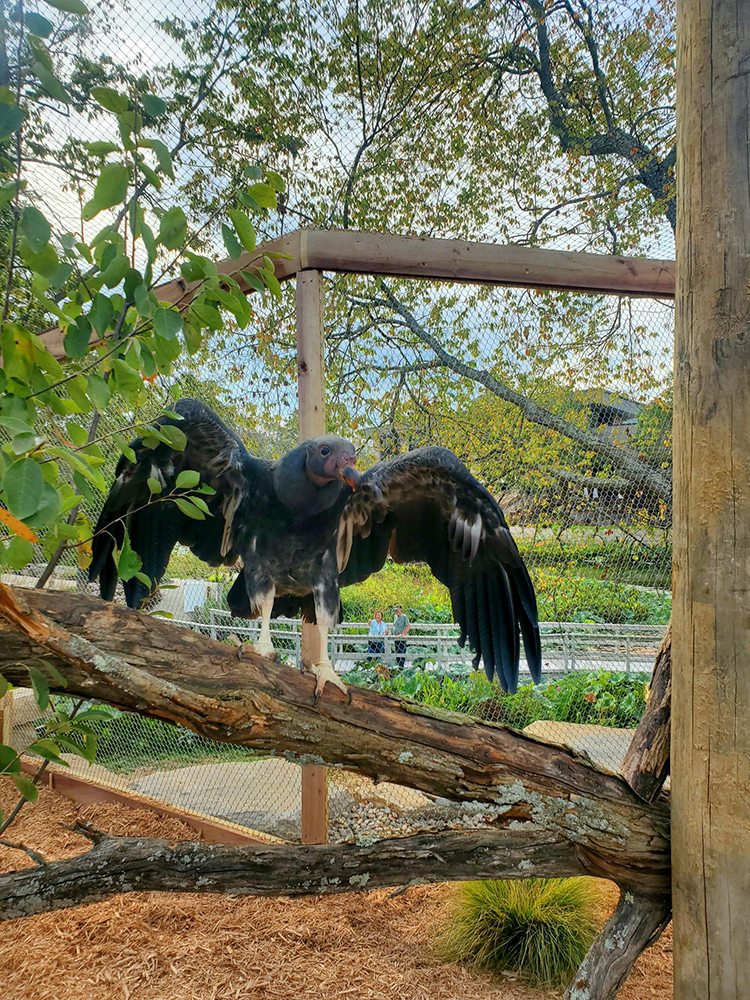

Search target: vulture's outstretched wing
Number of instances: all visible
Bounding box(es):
[338,447,541,692]
[89,398,263,609]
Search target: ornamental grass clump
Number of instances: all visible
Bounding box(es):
[439,878,598,988]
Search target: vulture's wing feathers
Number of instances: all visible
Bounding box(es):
[89,398,261,608]
[339,447,541,692]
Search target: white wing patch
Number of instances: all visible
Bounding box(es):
[448,510,485,563]
[337,513,354,571]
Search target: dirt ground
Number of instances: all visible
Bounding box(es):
[0,784,672,1000]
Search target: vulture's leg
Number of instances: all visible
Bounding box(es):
[252,589,277,661]
[310,592,348,704]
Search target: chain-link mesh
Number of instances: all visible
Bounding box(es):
[4,0,675,842]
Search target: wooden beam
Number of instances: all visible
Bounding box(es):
[296,269,329,845]
[297,228,675,298]
[38,229,674,359]
[672,2,750,997]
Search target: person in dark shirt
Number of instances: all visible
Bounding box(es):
[392,605,410,669]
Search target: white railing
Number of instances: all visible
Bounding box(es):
[179,610,666,677]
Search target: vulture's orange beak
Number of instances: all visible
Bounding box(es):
[339,458,361,491]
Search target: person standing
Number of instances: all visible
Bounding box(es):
[367,610,387,661]
[392,605,410,669]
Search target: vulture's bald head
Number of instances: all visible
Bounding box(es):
[304,435,360,490]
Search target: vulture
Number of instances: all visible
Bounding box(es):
[90,398,542,700]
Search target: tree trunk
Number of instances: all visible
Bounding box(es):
[0,584,670,897]
[622,622,671,802]
[672,2,750,997]
[564,890,672,1000]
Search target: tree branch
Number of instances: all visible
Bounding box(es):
[0,583,671,897]
[373,285,672,500]
[0,828,581,922]
[563,888,671,1000]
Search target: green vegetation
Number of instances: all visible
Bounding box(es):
[343,667,650,730]
[438,878,598,988]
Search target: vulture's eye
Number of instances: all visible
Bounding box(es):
[320,446,331,457]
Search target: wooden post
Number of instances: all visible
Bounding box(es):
[673,3,750,997]
[296,269,329,845]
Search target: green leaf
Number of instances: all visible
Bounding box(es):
[221,223,243,260]
[147,477,162,494]
[12,773,38,801]
[21,206,51,253]
[86,373,111,411]
[28,738,67,764]
[90,86,128,113]
[141,137,173,178]
[113,358,142,395]
[190,301,222,330]
[64,315,91,359]
[160,425,187,451]
[34,63,70,104]
[134,283,154,318]
[153,306,183,340]
[265,169,285,192]
[89,292,114,336]
[175,469,200,489]
[241,269,265,294]
[112,434,136,464]
[158,206,187,250]
[0,179,19,210]
[0,745,20,774]
[92,162,129,212]
[66,374,92,413]
[117,527,141,581]
[25,11,54,36]
[84,140,120,155]
[261,268,282,298]
[27,665,51,710]
[134,571,151,588]
[228,209,256,251]
[101,253,129,289]
[0,674,9,699]
[174,497,205,520]
[25,481,62,528]
[142,93,166,118]
[48,447,106,491]
[1,458,43,517]
[6,535,34,569]
[245,182,277,208]
[0,104,25,141]
[189,495,211,514]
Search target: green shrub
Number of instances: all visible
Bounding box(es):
[517,535,671,589]
[438,878,597,988]
[349,667,650,730]
[532,567,670,624]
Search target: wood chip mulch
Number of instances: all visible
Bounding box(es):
[0,784,672,1000]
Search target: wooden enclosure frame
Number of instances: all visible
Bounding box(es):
[35,229,677,846]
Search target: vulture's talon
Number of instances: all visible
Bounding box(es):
[237,644,244,661]
[311,662,348,705]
